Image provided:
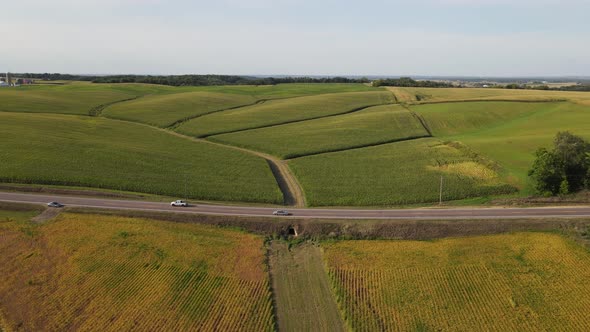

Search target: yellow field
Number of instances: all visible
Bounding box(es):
[0,212,274,331]
[388,86,590,105]
[323,233,590,331]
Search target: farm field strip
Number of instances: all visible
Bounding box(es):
[269,242,345,332]
[209,104,430,159]
[0,212,275,331]
[409,101,565,137]
[323,233,590,331]
[0,112,283,204]
[388,86,590,105]
[103,91,260,127]
[289,137,516,206]
[175,91,396,137]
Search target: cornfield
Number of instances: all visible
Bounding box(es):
[0,213,275,331]
[324,233,590,331]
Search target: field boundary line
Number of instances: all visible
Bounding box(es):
[284,135,432,160]
[407,98,567,106]
[165,99,268,130]
[104,117,306,207]
[89,95,141,116]
[166,91,377,130]
[400,104,434,136]
[200,101,399,138]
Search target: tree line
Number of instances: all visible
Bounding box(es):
[13,73,371,86]
[371,77,454,88]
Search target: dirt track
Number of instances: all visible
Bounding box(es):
[1,191,590,220]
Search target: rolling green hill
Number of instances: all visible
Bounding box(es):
[175,91,395,137]
[0,112,282,203]
[289,138,515,206]
[209,104,429,159]
[103,92,258,127]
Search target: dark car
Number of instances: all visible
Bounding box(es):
[47,201,64,208]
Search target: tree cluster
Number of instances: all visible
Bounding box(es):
[528,132,590,196]
[372,77,454,88]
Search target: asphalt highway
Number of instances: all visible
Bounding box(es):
[1,191,590,220]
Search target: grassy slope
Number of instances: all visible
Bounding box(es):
[289,138,515,206]
[447,102,590,190]
[175,91,395,137]
[0,212,274,331]
[209,104,429,159]
[324,232,590,331]
[0,112,282,204]
[103,91,258,127]
[269,242,345,332]
[410,101,564,136]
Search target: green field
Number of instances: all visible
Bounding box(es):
[0,112,282,203]
[324,232,590,331]
[209,105,429,159]
[289,138,515,206]
[0,212,274,331]
[2,82,589,206]
[388,86,590,105]
[175,91,395,137]
[0,83,141,115]
[445,102,590,189]
[410,101,564,136]
[103,91,258,127]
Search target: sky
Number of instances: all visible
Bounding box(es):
[2,0,590,76]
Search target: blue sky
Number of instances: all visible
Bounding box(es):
[2,0,590,76]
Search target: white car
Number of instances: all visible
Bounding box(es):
[272,210,291,216]
[170,200,188,207]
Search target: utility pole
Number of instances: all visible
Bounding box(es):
[439,175,443,205]
[184,172,188,201]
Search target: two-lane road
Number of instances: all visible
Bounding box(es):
[2,191,590,220]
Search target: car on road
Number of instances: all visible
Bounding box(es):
[272,210,291,216]
[170,200,188,207]
[47,201,64,208]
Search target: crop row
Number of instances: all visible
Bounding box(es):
[324,233,590,331]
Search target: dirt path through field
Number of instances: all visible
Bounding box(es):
[268,242,345,332]
[31,208,62,223]
[105,118,306,207]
